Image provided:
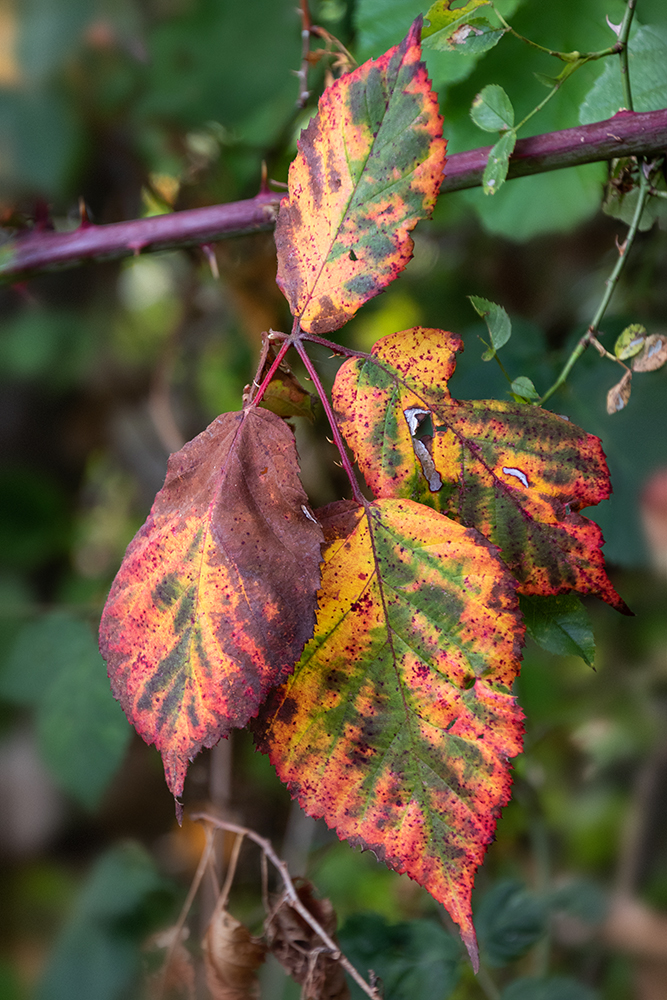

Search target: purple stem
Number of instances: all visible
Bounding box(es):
[294,338,366,506]
[2,109,666,283]
[0,191,283,282]
[440,108,667,192]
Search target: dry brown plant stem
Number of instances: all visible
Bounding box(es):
[192,812,382,1000]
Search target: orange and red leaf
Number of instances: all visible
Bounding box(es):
[275,18,446,334]
[333,328,629,612]
[253,498,524,966]
[100,408,323,809]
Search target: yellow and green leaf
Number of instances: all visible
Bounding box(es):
[99,408,324,810]
[333,328,629,612]
[275,18,446,334]
[253,497,524,967]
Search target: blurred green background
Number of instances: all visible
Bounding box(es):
[1,1,667,998]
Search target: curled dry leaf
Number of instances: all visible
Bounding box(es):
[204,908,267,1000]
[266,880,350,1000]
[631,333,667,372]
[607,369,633,413]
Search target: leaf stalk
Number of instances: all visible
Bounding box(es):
[539,162,652,405]
[618,0,637,111]
[294,337,367,506]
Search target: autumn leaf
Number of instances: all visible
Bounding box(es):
[254,498,524,967]
[333,327,629,613]
[99,407,324,811]
[275,18,446,335]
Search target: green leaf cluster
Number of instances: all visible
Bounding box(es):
[0,612,131,809]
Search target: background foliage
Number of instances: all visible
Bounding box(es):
[1,0,667,997]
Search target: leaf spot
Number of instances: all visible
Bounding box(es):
[502,466,530,488]
[404,407,443,492]
[301,504,318,523]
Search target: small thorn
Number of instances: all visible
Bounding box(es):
[201,243,219,279]
[78,196,92,228]
[325,436,334,444]
[259,160,269,194]
[616,235,628,256]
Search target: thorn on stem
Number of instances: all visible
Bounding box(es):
[259,160,269,194]
[78,197,92,228]
[201,243,220,279]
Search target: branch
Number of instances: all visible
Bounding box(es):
[2,109,667,284]
[0,191,283,283]
[440,108,667,192]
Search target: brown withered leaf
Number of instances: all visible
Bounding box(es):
[607,369,633,414]
[632,333,667,372]
[146,926,196,1000]
[266,881,350,1000]
[204,908,267,1000]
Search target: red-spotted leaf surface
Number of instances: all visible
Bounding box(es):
[253,497,524,966]
[333,328,629,613]
[99,408,324,810]
[275,18,446,335]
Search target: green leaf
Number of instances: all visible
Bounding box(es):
[579,23,667,124]
[470,83,514,131]
[469,295,512,358]
[1,613,132,809]
[510,376,540,402]
[501,977,598,1000]
[548,880,608,924]
[338,914,461,1000]
[603,183,663,231]
[36,844,176,1000]
[614,324,647,360]
[355,0,523,92]
[520,594,596,667]
[482,129,517,194]
[476,881,547,966]
[425,17,505,57]
[423,1,505,57]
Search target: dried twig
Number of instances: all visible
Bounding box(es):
[192,812,382,1000]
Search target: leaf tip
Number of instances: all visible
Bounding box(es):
[408,12,424,44]
[461,925,479,973]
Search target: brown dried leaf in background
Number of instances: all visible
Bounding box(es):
[632,333,667,372]
[204,908,267,1000]
[266,881,350,1000]
[607,370,633,414]
[147,927,196,1000]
